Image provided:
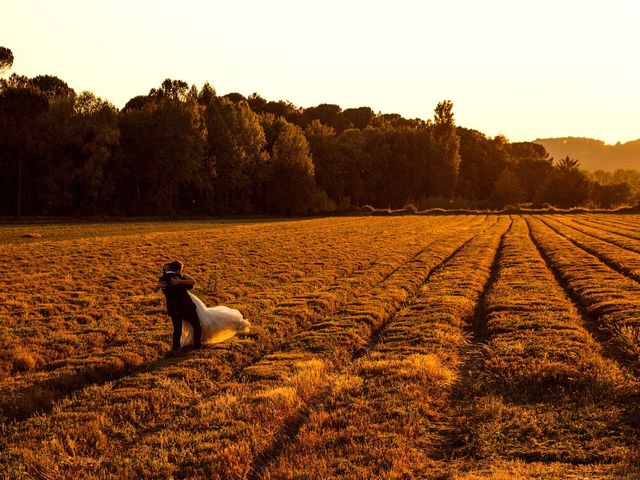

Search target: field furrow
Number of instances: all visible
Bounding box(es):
[1,215,639,479]
[453,216,637,469]
[554,215,640,254]
[103,219,490,479]
[0,217,388,377]
[252,216,511,479]
[588,214,640,229]
[563,215,640,243]
[0,217,480,421]
[0,217,490,478]
[527,216,640,375]
[534,216,640,283]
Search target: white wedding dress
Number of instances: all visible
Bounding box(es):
[180,292,250,347]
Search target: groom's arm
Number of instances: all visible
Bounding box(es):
[153,274,168,292]
[169,275,196,290]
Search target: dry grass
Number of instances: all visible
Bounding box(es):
[454,217,639,468]
[564,214,640,242]
[255,217,510,479]
[538,215,640,281]
[528,216,640,375]
[0,214,639,479]
[556,215,640,252]
[1,216,451,419]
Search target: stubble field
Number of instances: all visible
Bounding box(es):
[0,214,639,479]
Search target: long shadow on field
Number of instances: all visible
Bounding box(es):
[0,347,202,424]
[427,218,512,464]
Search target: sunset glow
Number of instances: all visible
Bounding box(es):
[2,0,640,142]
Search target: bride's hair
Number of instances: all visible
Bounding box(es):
[164,260,183,273]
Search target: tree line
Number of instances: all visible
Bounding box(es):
[1,47,637,217]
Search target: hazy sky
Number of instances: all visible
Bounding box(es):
[2,0,639,143]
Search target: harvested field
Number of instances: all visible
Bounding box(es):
[0,215,639,479]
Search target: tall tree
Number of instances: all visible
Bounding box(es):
[21,92,119,214]
[150,78,189,101]
[539,156,592,207]
[203,93,267,213]
[0,84,49,216]
[305,120,343,201]
[456,128,510,201]
[374,127,428,208]
[490,168,526,208]
[263,121,317,214]
[505,141,553,204]
[335,128,369,206]
[427,100,461,198]
[66,92,120,213]
[30,75,75,100]
[117,80,206,214]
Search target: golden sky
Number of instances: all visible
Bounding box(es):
[2,0,639,143]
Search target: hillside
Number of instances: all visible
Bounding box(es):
[535,137,640,171]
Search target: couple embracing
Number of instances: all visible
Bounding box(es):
[154,260,250,350]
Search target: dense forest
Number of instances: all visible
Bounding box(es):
[1,47,638,217]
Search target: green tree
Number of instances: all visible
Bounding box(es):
[66,93,120,213]
[0,84,49,216]
[118,80,206,214]
[29,75,75,100]
[427,100,461,198]
[360,127,391,206]
[592,170,613,185]
[612,169,640,193]
[150,78,189,101]
[202,92,267,213]
[305,120,343,200]
[223,92,246,103]
[504,141,553,204]
[591,182,633,208]
[247,92,267,112]
[539,156,591,208]
[261,100,306,127]
[371,113,423,129]
[513,158,554,204]
[456,128,510,201]
[374,127,428,208]
[335,128,369,206]
[22,92,120,214]
[264,122,318,214]
[490,168,525,208]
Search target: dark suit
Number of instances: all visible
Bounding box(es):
[160,272,202,349]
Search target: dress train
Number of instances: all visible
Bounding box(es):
[180,292,250,347]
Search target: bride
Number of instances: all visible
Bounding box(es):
[156,260,250,349]
[181,292,250,347]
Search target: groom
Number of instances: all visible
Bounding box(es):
[154,260,202,350]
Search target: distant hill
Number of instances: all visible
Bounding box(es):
[534,137,640,172]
